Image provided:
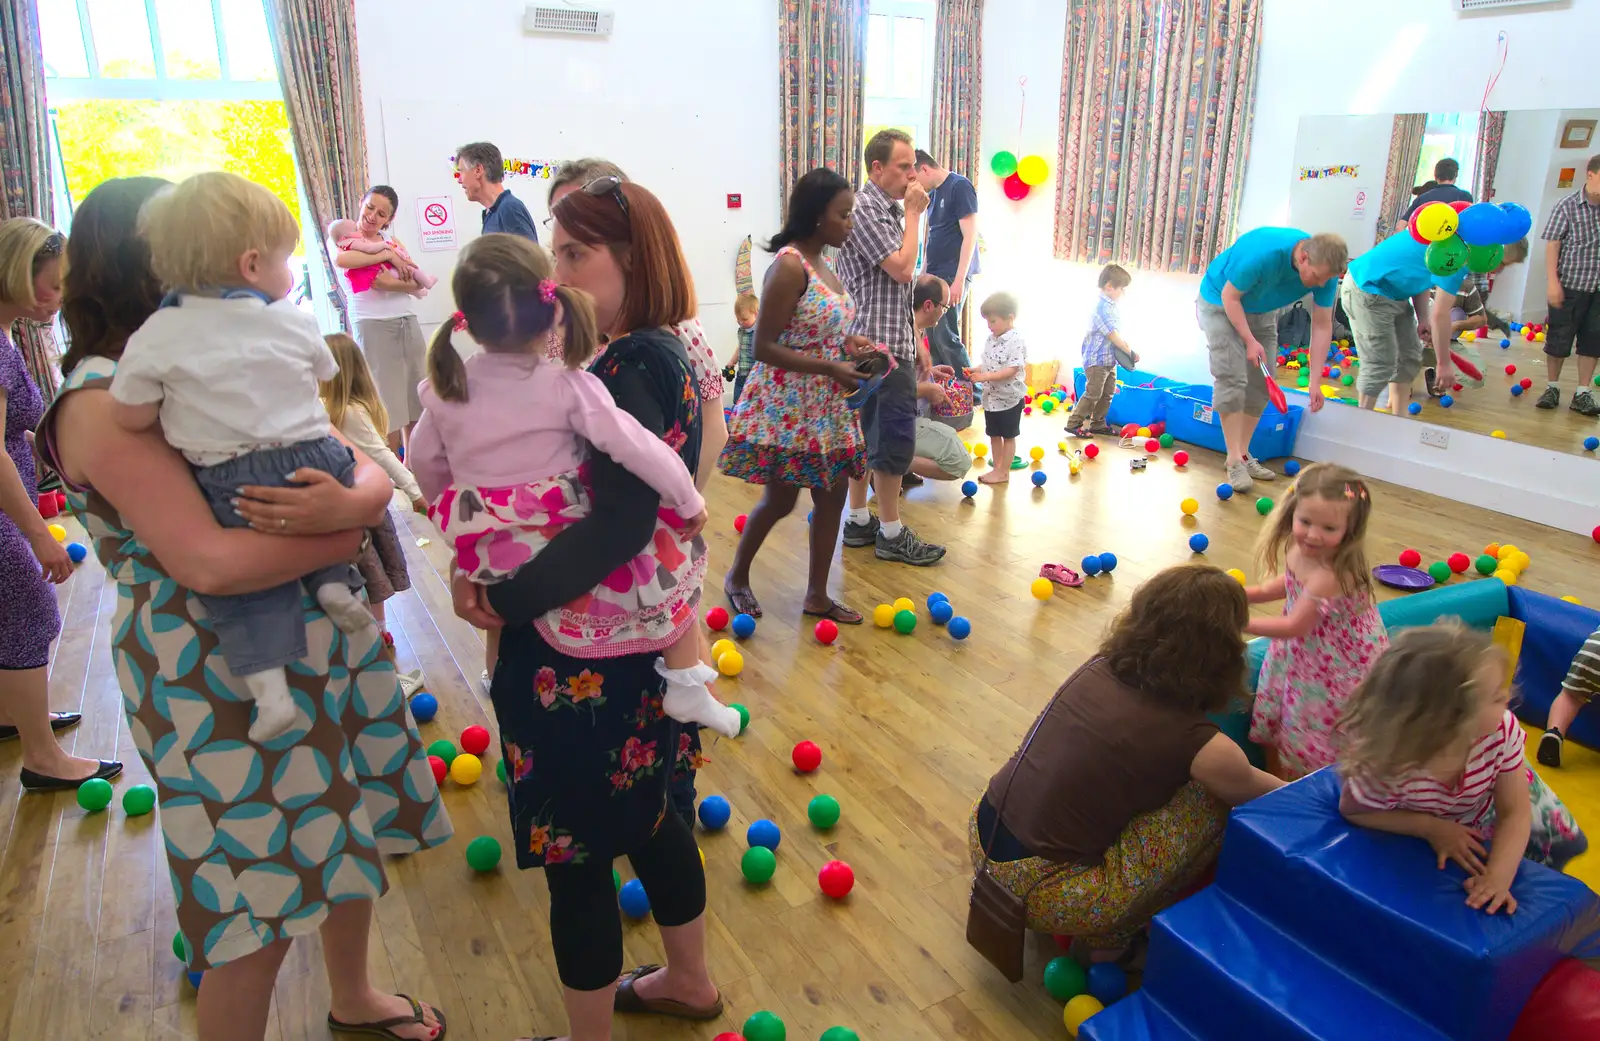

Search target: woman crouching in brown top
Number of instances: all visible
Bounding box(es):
[970,564,1284,956]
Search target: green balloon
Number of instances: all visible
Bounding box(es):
[990,151,1018,177]
[77,777,113,812]
[1466,242,1504,275]
[730,702,750,734]
[1428,561,1452,583]
[465,835,502,872]
[741,846,777,884]
[1475,554,1498,576]
[808,793,841,829]
[893,609,917,634]
[1255,497,1274,516]
[427,739,457,766]
[820,1029,860,1041]
[1425,235,1469,276]
[172,930,189,964]
[1043,955,1088,1001]
[1158,433,1174,448]
[122,783,156,816]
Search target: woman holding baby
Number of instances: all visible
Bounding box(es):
[329,186,431,452]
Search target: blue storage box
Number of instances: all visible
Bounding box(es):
[1072,367,1181,428]
[1162,383,1304,460]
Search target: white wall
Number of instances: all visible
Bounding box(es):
[1287,115,1392,257]
[352,0,780,362]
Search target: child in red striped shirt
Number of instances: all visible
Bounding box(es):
[1338,622,1586,916]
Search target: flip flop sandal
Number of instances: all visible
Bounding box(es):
[844,371,889,410]
[328,995,445,1040]
[0,711,81,743]
[613,964,725,1021]
[802,601,865,625]
[725,587,762,618]
[1039,563,1084,587]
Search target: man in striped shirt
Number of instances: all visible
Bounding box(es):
[1537,626,1600,767]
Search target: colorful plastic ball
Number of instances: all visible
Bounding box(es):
[1216,483,1234,500]
[873,603,895,627]
[1501,543,1520,558]
[409,692,438,723]
[1492,430,1507,438]
[1448,552,1471,574]
[893,609,917,634]
[1255,497,1274,516]
[1505,364,1517,375]
[930,600,954,625]
[1408,401,1422,414]
[1083,443,1100,459]
[1080,555,1102,576]
[1501,338,1511,348]
[717,650,745,677]
[1135,426,1150,438]
[1563,595,1584,605]
[1586,437,1599,452]
[1041,398,1055,413]
[792,740,823,773]
[819,1029,860,1041]
[1189,533,1209,553]
[1145,438,1160,453]
[1044,956,1088,1001]
[428,755,447,784]
[450,753,483,785]
[1475,554,1498,576]
[743,1010,786,1041]
[973,443,988,458]
[1399,548,1422,568]
[1428,561,1452,583]
[808,793,841,829]
[1180,497,1199,515]
[427,739,457,765]
[1594,525,1600,544]
[741,846,778,884]
[1063,993,1106,1036]
[46,523,66,542]
[617,878,651,918]
[1030,445,1045,461]
[465,835,502,872]
[1173,450,1190,466]
[1296,375,1309,388]
[1495,567,1519,586]
[1031,470,1047,487]
[1283,460,1301,476]
[1096,552,1117,573]
[961,479,978,497]
[122,783,156,816]
[1031,577,1054,600]
[706,606,730,631]
[614,868,622,891]
[1484,543,1502,558]
[496,758,506,783]
[818,860,856,899]
[731,703,750,733]
[948,616,972,640]
[814,618,839,644]
[1156,433,1174,449]
[1511,384,1524,397]
[1086,962,1128,1003]
[1226,568,1247,584]
[731,613,757,638]
[893,596,915,612]
[747,819,782,851]
[697,794,732,830]
[1521,378,1534,389]
[1537,332,1546,342]
[460,724,491,756]
[1439,394,1454,408]
[66,542,87,563]
[712,638,736,660]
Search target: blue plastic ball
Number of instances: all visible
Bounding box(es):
[1500,338,1511,348]
[1329,368,1341,379]
[1439,394,1454,408]
[1283,460,1301,476]
[409,692,439,723]
[187,971,204,990]
[697,794,731,830]
[961,479,978,497]
[1080,554,1102,577]
[1216,483,1234,501]
[1585,437,1599,452]
[1511,384,1524,397]
[731,613,757,639]
[1097,552,1118,573]
[930,600,954,625]
[927,592,949,607]
[1408,401,1422,414]
[1086,962,1128,1003]
[619,878,651,919]
[66,541,88,563]
[1031,470,1047,487]
[948,616,972,640]
[1189,533,1209,553]
[747,818,782,851]
[1511,322,1522,332]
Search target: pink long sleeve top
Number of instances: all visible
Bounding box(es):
[408,351,705,517]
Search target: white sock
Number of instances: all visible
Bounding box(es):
[1551,382,1560,390]
[242,668,297,742]
[654,660,742,738]
[848,507,871,525]
[881,519,904,539]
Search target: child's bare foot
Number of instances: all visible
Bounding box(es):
[979,471,1009,485]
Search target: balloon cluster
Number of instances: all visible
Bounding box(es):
[1409,199,1532,278]
[990,151,1050,201]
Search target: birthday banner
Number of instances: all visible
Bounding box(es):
[450,155,565,179]
[1299,164,1360,181]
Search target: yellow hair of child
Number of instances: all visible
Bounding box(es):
[319,332,389,436]
[1255,461,1373,599]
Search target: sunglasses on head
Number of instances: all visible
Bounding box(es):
[583,175,630,220]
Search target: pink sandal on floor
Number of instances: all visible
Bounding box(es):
[1040,563,1084,588]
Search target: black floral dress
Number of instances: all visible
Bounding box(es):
[488,328,705,868]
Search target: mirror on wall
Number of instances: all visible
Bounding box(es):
[1286,108,1599,458]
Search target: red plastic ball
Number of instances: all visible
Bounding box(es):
[1593,525,1600,544]
[1024,394,1033,404]
[1399,548,1422,568]
[428,755,447,784]
[1083,443,1100,459]
[713,1034,747,1041]
[733,513,747,533]
[705,606,730,631]
[1053,934,1073,951]
[1144,438,1160,453]
[818,860,855,899]
[1023,406,1032,415]
[1453,383,1463,392]
[792,740,823,773]
[460,725,491,756]
[1520,378,1533,389]
[1505,364,1517,375]
[1172,450,1190,466]
[1149,422,1165,436]
[1448,552,1471,574]
[1321,367,1331,378]
[814,618,839,645]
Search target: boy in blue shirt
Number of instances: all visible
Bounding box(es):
[1067,264,1137,437]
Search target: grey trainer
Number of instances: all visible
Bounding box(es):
[842,514,880,548]
[875,524,946,566]
[1537,385,1560,410]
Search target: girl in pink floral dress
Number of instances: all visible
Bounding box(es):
[1245,463,1389,778]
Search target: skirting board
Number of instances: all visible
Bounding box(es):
[1287,391,1600,537]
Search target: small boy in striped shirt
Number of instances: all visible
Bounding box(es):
[1066,264,1137,438]
[1537,626,1600,768]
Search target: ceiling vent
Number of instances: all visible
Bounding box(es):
[524,5,615,36]
[1455,0,1561,11]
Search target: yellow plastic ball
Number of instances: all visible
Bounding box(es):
[700,846,706,866]
[717,650,744,677]
[1491,430,1506,439]
[1321,385,1340,398]
[1226,568,1247,585]
[1136,426,1151,439]
[1057,441,1068,452]
[1493,568,1518,586]
[1537,331,1546,342]
[1064,994,1105,1035]
[711,639,736,662]
[449,753,483,785]
[973,443,988,459]
[1563,595,1584,605]
[872,604,896,628]
[1462,330,1476,342]
[892,597,914,612]
[1505,551,1531,573]
[1030,577,1054,600]
[47,523,66,542]
[1414,202,1459,242]
[1499,544,1520,559]
[1029,446,1045,462]
[1180,497,1199,516]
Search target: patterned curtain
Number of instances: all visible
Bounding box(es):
[931,0,984,175]
[1054,0,1263,272]
[0,0,61,400]
[1475,110,1505,202]
[263,0,368,327]
[779,0,869,209]
[1377,113,1427,231]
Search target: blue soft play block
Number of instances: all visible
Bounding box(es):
[1215,769,1599,1041]
[1507,586,1600,750]
[1079,992,1198,1041]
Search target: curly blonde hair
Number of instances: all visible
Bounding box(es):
[1255,461,1373,599]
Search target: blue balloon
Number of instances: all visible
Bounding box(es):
[948,616,972,640]
[961,479,978,497]
[1498,202,1533,243]
[1097,552,1118,573]
[1031,470,1048,487]
[1408,401,1422,414]
[930,600,954,625]
[1080,554,1102,576]
[1189,533,1209,553]
[619,878,651,919]
[747,819,782,851]
[731,613,757,638]
[1439,394,1454,408]
[1456,202,1508,247]
[1283,460,1301,476]
[698,794,731,829]
[1511,384,1524,397]
[409,692,438,723]
[1086,962,1128,1003]
[1216,483,1234,501]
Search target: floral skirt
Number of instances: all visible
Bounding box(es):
[1496,767,1589,868]
[966,782,1227,947]
[430,468,707,658]
[720,355,866,488]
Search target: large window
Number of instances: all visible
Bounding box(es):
[863,0,937,159]
[1415,111,1481,193]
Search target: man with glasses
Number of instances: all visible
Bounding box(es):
[456,141,538,243]
[837,129,947,566]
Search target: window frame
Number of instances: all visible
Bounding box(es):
[864,0,938,155]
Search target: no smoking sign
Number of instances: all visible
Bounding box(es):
[415,195,457,251]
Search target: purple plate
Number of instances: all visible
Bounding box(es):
[1373,564,1435,591]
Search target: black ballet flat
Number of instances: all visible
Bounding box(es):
[20,758,123,793]
[0,712,83,743]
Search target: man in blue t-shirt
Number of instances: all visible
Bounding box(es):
[455,141,539,244]
[914,151,979,376]
[1399,157,1474,228]
[1196,227,1346,491]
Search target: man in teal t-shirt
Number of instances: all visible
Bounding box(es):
[1341,232,1527,415]
[1196,227,1346,491]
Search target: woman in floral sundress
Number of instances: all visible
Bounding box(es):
[720,169,870,624]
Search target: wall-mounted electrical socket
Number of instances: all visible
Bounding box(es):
[1420,427,1450,449]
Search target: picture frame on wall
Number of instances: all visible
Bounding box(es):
[1559,118,1596,150]
[1560,168,1576,190]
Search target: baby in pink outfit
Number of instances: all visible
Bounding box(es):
[409,235,740,738]
[328,218,438,296]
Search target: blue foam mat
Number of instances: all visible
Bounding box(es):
[1507,586,1600,749]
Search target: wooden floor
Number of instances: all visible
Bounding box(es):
[7,414,1600,1041]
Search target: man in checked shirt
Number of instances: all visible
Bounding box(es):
[1537,153,1600,416]
[837,129,951,566]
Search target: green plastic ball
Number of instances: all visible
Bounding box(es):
[426,739,457,766]
[496,758,506,783]
[808,793,841,830]
[741,846,777,884]
[893,609,917,634]
[1158,433,1174,448]
[1255,497,1274,516]
[743,1010,787,1041]
[730,702,750,734]
[1296,375,1309,388]
[613,867,622,891]
[1475,554,1498,576]
[172,930,189,964]
[1341,374,1355,386]
[122,783,157,816]
[465,835,502,872]
[1043,955,1088,1001]
[820,1028,860,1041]
[1428,561,1452,583]
[77,777,113,812]
[1041,398,1055,413]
